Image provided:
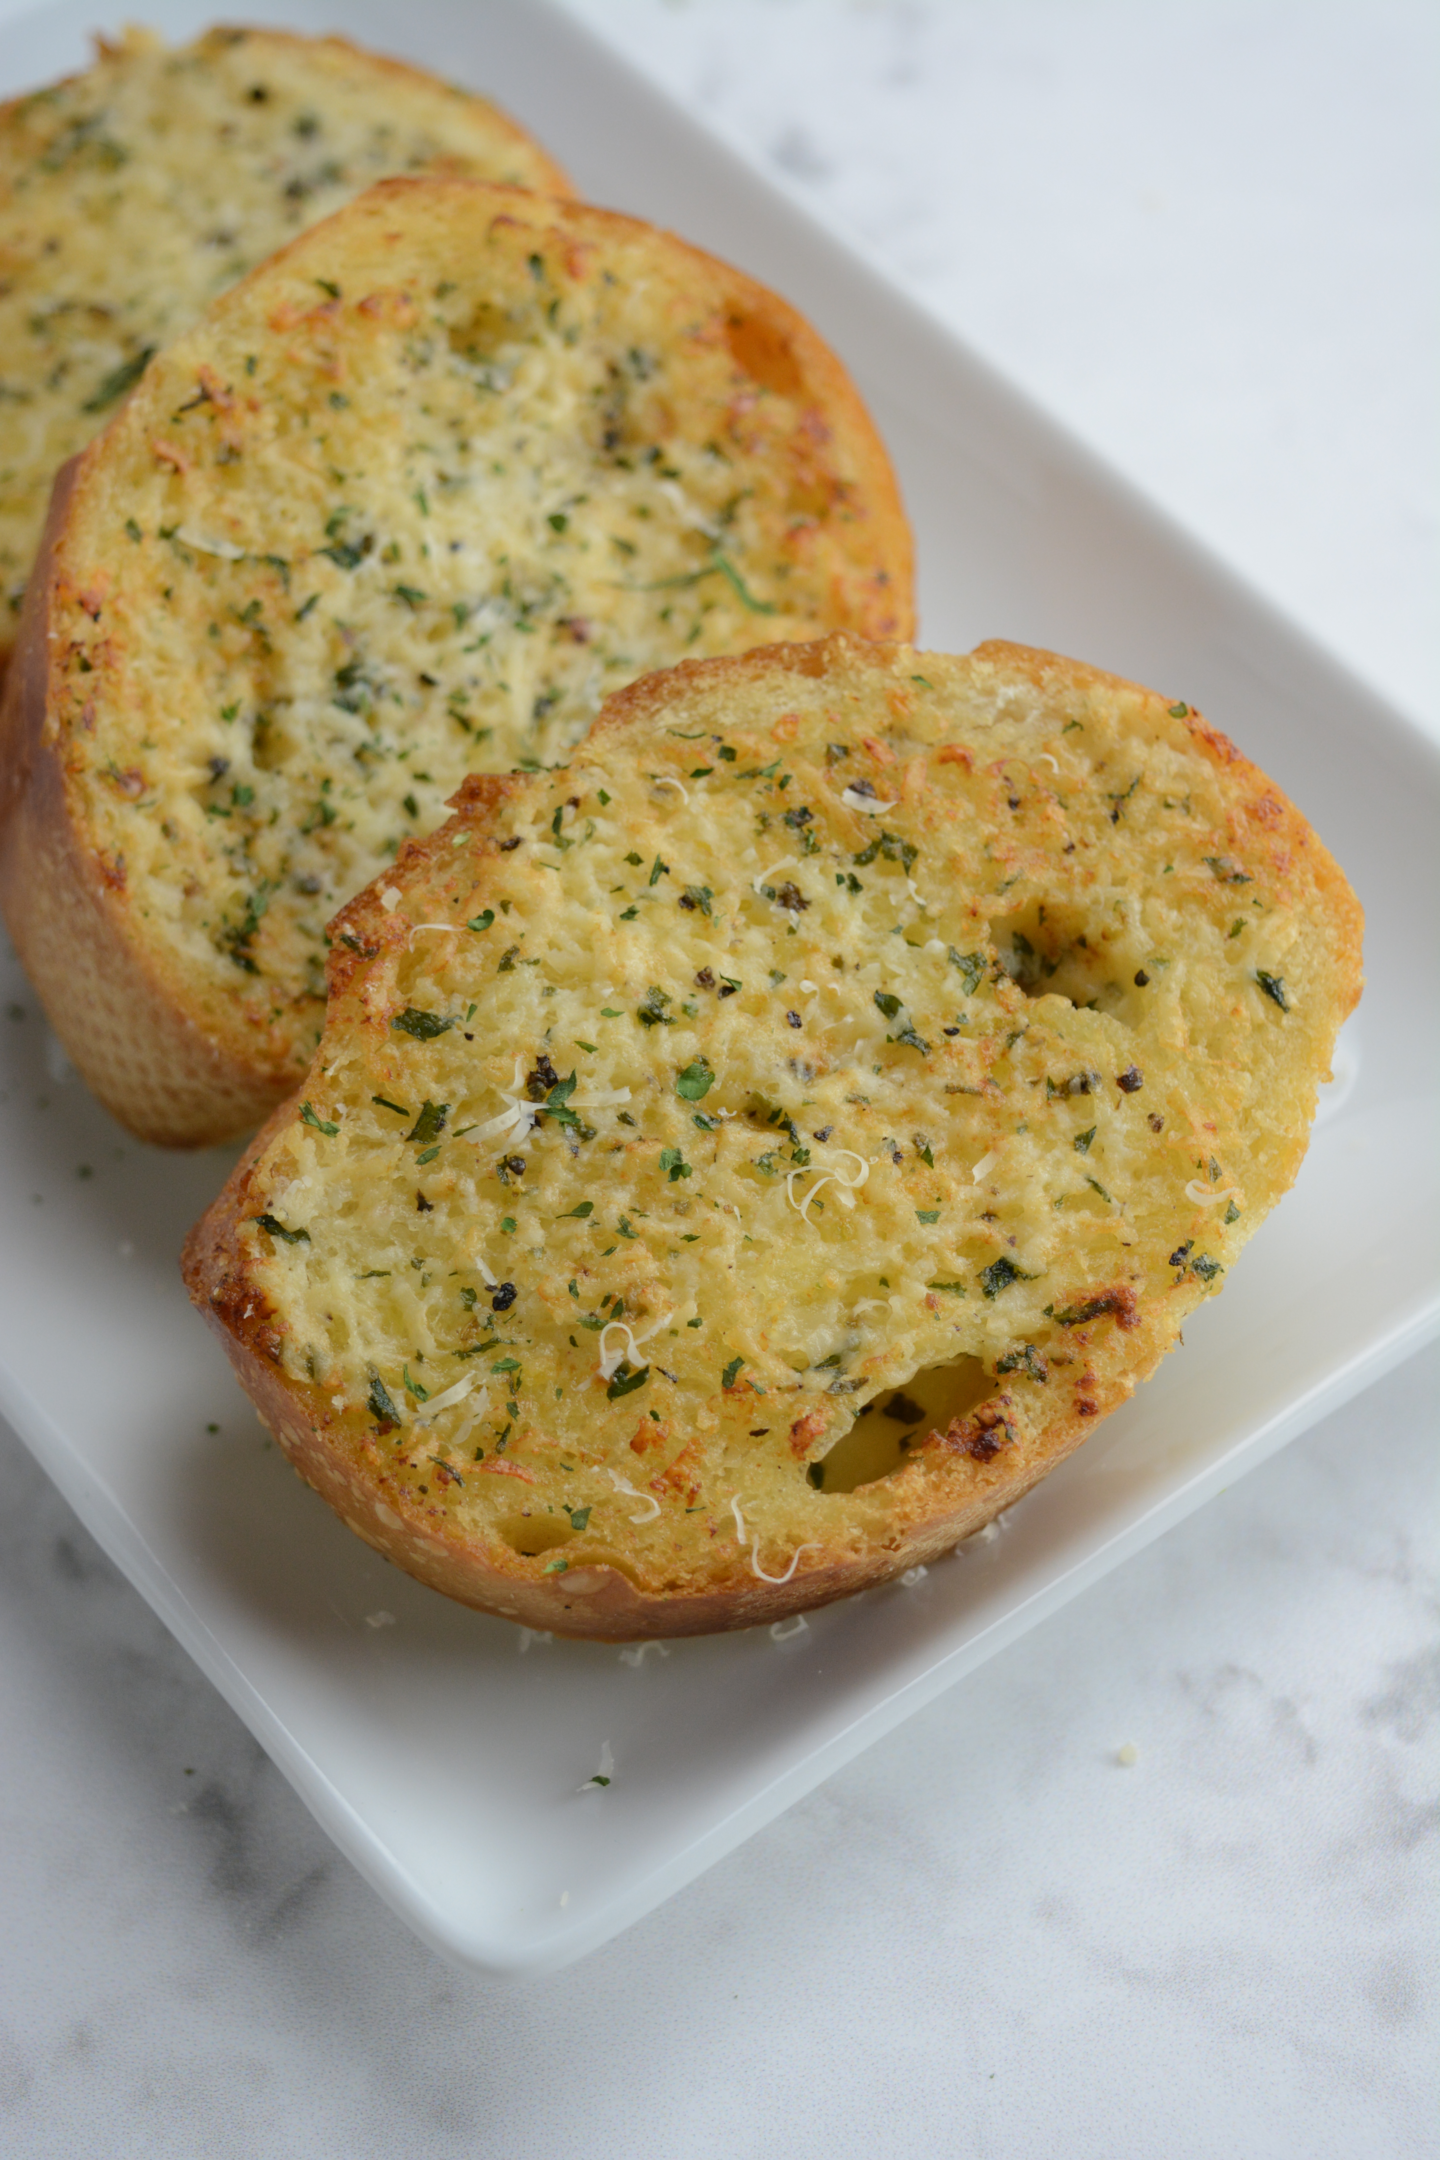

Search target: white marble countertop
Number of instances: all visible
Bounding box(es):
[0,4,1435,2154]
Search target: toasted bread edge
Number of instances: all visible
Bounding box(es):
[0,455,295,1144]
[181,1093,1130,1638]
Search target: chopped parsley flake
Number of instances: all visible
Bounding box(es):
[948,950,988,1001]
[997,1344,1048,1382]
[606,1363,649,1401]
[252,1213,308,1245]
[391,1008,455,1041]
[405,1100,449,1146]
[538,1071,581,1130]
[889,1021,931,1055]
[675,1058,715,1101]
[83,344,156,413]
[853,829,918,874]
[367,1374,400,1426]
[300,1102,338,1137]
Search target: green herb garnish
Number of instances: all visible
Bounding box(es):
[367,1374,400,1426]
[853,830,918,874]
[405,1100,448,1147]
[391,1008,455,1041]
[606,1363,650,1401]
[889,1022,931,1055]
[252,1214,309,1245]
[637,986,674,1027]
[83,345,156,413]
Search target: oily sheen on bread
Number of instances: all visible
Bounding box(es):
[0,178,913,1148]
[0,23,568,662]
[182,635,1362,1639]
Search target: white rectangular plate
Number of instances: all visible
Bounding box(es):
[0,0,1435,1977]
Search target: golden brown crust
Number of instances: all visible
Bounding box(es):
[0,29,571,195]
[180,631,1361,1636]
[968,639,1366,1025]
[197,27,572,199]
[183,1099,1139,1638]
[0,459,292,1143]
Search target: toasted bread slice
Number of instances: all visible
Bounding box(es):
[182,635,1361,1639]
[0,24,568,661]
[0,177,913,1147]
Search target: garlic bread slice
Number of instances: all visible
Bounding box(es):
[0,179,912,1144]
[0,23,569,659]
[183,635,1361,1638]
